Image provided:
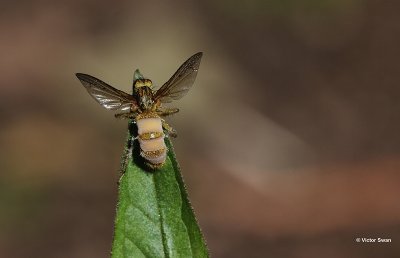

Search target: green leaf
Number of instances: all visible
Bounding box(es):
[134,69,144,80]
[111,122,209,258]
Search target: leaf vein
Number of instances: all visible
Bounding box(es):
[131,205,158,225]
[152,175,169,258]
[124,233,148,257]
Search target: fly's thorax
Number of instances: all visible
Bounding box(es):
[134,83,154,110]
[133,78,154,110]
[135,112,167,168]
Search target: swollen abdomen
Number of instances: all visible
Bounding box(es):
[135,113,167,168]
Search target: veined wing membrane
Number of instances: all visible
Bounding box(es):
[76,73,137,111]
[154,52,203,103]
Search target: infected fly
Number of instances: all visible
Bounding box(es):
[76,52,203,169]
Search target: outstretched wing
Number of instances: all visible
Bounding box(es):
[76,73,138,111]
[154,52,203,103]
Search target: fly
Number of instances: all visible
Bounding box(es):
[76,52,203,169]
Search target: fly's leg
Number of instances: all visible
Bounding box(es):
[115,106,139,119]
[157,108,179,117]
[115,112,137,119]
[161,119,177,138]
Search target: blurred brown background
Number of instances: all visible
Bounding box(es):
[1,0,400,257]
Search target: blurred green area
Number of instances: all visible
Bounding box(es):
[1,0,400,257]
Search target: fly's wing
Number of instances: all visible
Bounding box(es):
[154,52,203,103]
[76,73,138,111]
